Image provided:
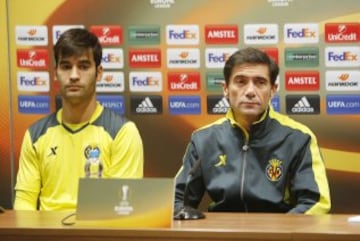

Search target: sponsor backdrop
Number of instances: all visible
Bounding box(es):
[0,0,12,209]
[1,0,359,212]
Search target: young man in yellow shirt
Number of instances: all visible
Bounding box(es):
[14,28,144,210]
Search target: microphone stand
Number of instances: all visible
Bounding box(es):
[173,159,206,220]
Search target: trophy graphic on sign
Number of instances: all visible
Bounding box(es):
[114,184,134,215]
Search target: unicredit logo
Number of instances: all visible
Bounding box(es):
[90,25,123,45]
[167,72,200,91]
[17,49,49,69]
[325,23,360,43]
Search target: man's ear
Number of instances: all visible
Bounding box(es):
[222,81,228,98]
[96,65,103,81]
[270,83,278,98]
[54,67,58,81]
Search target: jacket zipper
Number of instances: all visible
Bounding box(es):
[240,142,249,212]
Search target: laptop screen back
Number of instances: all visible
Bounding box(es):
[76,177,175,227]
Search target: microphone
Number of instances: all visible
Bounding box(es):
[173,159,205,220]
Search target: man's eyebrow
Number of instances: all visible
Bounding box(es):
[78,59,91,64]
[234,74,269,81]
[58,59,91,64]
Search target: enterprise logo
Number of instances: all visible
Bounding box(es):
[206,72,224,92]
[168,96,201,115]
[18,95,50,114]
[128,25,160,45]
[286,95,320,114]
[285,47,319,67]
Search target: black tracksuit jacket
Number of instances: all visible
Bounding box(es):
[174,107,331,214]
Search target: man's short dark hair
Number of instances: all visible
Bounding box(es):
[53,28,102,67]
[223,47,279,85]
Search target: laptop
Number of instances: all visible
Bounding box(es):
[75,177,175,228]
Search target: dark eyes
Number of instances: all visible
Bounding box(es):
[233,76,268,86]
[59,63,90,70]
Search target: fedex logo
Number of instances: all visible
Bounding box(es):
[328,52,357,61]
[205,25,238,44]
[17,71,49,92]
[52,25,85,44]
[90,25,122,45]
[17,49,49,69]
[325,23,360,43]
[205,48,238,68]
[284,23,318,43]
[287,28,316,37]
[129,49,161,68]
[129,72,162,92]
[168,72,200,91]
[208,53,230,63]
[285,71,319,91]
[101,48,123,69]
[166,25,199,45]
[169,30,196,39]
[325,47,360,67]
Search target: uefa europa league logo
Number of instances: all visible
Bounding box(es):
[114,184,134,215]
